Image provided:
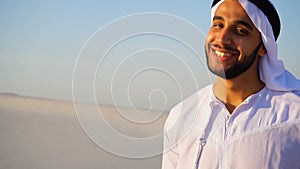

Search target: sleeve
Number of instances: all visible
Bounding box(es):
[161,130,179,169]
[161,104,182,169]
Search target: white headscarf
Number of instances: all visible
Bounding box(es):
[211,0,300,93]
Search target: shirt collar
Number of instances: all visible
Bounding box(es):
[207,84,268,109]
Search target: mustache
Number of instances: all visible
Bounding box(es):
[209,43,239,53]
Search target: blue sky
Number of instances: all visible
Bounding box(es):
[1,0,299,109]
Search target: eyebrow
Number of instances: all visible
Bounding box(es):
[213,15,224,21]
[213,15,254,31]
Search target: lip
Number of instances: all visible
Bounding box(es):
[209,45,240,61]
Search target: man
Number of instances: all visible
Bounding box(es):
[162,0,300,168]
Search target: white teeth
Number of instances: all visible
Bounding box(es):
[215,50,231,57]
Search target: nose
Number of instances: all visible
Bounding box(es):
[216,27,232,45]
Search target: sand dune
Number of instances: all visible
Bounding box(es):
[0,94,168,169]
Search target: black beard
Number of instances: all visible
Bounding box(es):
[205,43,262,79]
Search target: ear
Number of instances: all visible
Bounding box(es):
[258,44,267,57]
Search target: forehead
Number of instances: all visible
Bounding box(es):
[214,0,253,25]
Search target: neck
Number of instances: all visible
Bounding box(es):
[213,67,265,114]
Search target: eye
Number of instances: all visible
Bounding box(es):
[212,22,223,29]
[235,27,249,36]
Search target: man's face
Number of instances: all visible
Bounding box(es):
[205,0,264,79]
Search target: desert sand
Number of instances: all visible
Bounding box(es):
[0,94,168,169]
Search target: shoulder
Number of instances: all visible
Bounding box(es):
[265,89,300,120]
[267,89,300,106]
[169,84,212,116]
[163,84,213,145]
[164,84,212,129]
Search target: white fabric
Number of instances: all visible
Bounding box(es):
[162,84,300,169]
[211,0,300,92]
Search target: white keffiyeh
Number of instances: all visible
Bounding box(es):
[211,0,300,93]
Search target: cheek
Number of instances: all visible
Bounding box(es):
[236,35,261,50]
[206,31,215,43]
[205,31,216,51]
[237,41,256,55]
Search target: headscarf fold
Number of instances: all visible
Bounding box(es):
[211,0,300,92]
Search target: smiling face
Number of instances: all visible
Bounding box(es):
[205,0,266,79]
